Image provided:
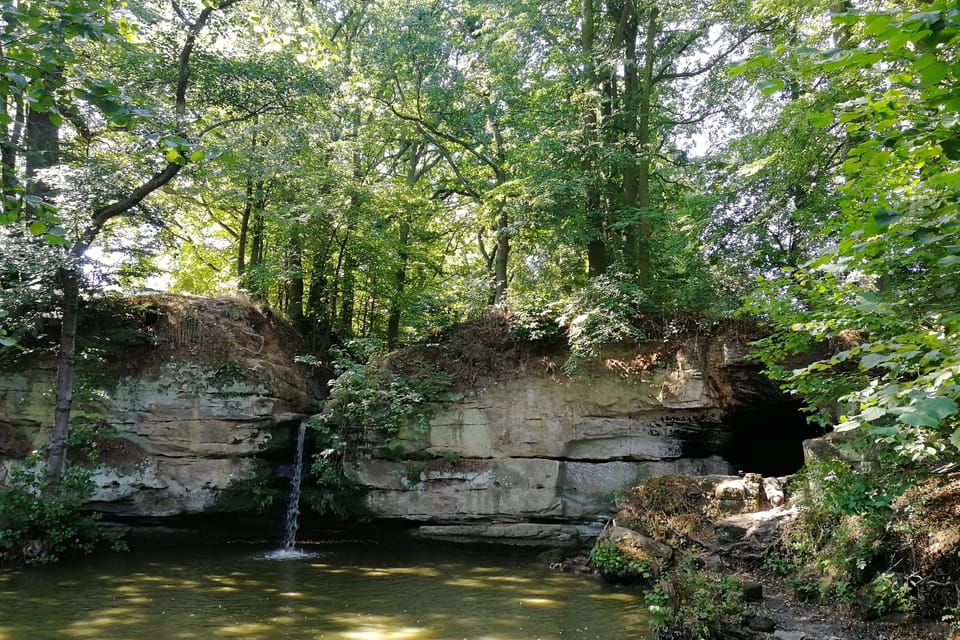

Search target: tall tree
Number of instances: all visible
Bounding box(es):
[0,0,242,483]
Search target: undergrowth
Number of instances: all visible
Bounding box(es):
[0,423,116,566]
[764,460,924,618]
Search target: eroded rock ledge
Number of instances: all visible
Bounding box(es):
[1,303,812,544]
[344,330,813,544]
[0,295,310,517]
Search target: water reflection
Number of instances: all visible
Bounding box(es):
[0,545,651,639]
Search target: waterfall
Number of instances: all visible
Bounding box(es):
[262,421,316,560]
[282,420,307,551]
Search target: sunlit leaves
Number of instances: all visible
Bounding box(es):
[745,1,960,462]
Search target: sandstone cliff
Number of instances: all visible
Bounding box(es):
[341,322,811,544]
[0,302,811,545]
[0,295,310,517]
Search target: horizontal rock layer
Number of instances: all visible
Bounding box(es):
[347,335,784,544]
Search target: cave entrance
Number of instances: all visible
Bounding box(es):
[722,401,822,477]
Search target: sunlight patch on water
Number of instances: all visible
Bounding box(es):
[516,597,561,607]
[62,608,147,637]
[486,576,532,584]
[216,622,273,636]
[338,625,432,640]
[443,578,490,588]
[587,592,639,602]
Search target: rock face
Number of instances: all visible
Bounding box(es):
[0,296,310,517]
[0,304,802,545]
[347,334,796,544]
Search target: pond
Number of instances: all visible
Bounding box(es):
[0,544,652,640]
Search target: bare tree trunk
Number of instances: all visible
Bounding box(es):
[286,231,304,325]
[46,267,78,481]
[338,254,356,336]
[386,218,409,350]
[493,201,509,306]
[582,0,606,277]
[1,95,24,196]
[237,177,252,277]
[635,8,658,288]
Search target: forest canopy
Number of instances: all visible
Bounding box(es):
[1,0,960,473]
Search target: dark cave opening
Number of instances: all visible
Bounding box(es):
[723,401,823,477]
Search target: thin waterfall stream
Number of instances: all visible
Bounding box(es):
[263,421,316,560]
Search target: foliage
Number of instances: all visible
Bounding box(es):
[318,345,453,448]
[0,456,100,566]
[303,417,367,521]
[209,362,248,388]
[556,273,650,372]
[212,460,281,515]
[743,1,960,467]
[612,474,712,548]
[590,538,658,583]
[764,462,907,607]
[645,563,746,640]
[864,572,915,618]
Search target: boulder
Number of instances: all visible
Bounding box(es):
[599,525,674,560]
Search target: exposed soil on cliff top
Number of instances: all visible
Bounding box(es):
[383,311,770,393]
[98,294,303,373]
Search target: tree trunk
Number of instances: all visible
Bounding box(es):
[582,0,607,277]
[635,8,658,288]
[1,95,24,195]
[25,103,61,188]
[493,203,509,306]
[619,3,642,272]
[46,267,79,484]
[338,254,356,336]
[386,218,409,351]
[246,180,267,298]
[286,231,304,325]
[44,0,242,486]
[237,177,252,277]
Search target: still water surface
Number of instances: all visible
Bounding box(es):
[0,544,651,640]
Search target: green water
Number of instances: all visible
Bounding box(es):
[0,544,651,640]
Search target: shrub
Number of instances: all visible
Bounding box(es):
[212,460,282,514]
[767,461,909,606]
[646,563,746,640]
[304,418,367,521]
[590,538,658,583]
[0,458,101,565]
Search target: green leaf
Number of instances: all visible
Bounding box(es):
[873,208,901,227]
[938,255,960,267]
[896,410,940,427]
[807,110,833,127]
[28,221,46,235]
[919,61,949,87]
[189,150,206,162]
[0,336,15,347]
[165,149,181,163]
[914,397,958,421]
[861,353,888,369]
[950,428,960,451]
[836,419,861,432]
[757,78,785,96]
